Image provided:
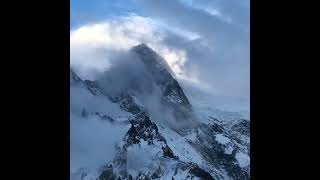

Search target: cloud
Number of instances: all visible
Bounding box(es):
[135,0,250,101]
[135,0,248,43]
[70,0,250,110]
[70,15,196,82]
[193,0,250,29]
[70,113,129,174]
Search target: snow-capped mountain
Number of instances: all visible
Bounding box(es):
[70,44,250,180]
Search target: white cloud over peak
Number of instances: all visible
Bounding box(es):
[70,15,199,82]
[70,0,250,111]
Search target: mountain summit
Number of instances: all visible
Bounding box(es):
[131,43,175,77]
[131,44,192,120]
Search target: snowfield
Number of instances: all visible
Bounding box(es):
[235,152,250,168]
[215,134,231,145]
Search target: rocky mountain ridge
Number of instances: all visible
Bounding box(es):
[70,44,250,180]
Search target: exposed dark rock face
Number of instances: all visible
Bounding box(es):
[70,69,83,85]
[96,109,213,179]
[208,122,225,134]
[131,44,192,120]
[99,165,117,180]
[127,112,177,159]
[95,112,115,122]
[231,119,250,137]
[189,164,215,180]
[111,93,142,115]
[187,118,250,180]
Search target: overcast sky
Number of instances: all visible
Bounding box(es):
[70,0,250,111]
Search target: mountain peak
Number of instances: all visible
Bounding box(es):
[131,43,192,119]
[71,44,250,180]
[133,43,149,49]
[131,43,175,76]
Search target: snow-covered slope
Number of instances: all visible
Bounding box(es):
[70,44,250,180]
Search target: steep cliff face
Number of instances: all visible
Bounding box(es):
[70,44,249,180]
[131,44,192,120]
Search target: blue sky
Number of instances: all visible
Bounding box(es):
[71,0,142,29]
[70,0,250,111]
